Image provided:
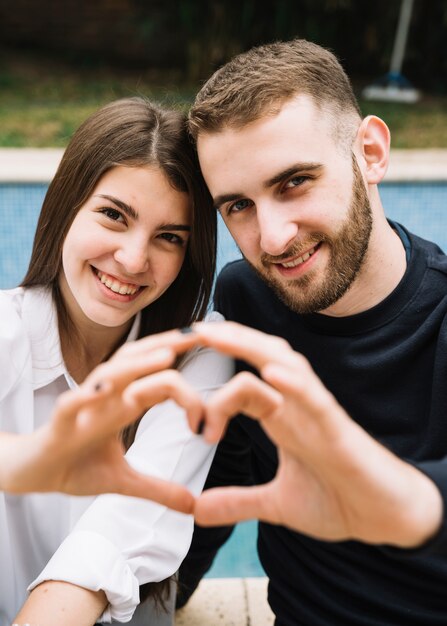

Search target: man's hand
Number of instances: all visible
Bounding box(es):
[189,322,443,548]
[1,330,201,512]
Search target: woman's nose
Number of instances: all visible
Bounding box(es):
[114,240,149,275]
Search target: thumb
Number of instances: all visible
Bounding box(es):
[194,483,279,526]
[112,466,195,515]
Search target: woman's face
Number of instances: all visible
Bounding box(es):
[59,165,191,335]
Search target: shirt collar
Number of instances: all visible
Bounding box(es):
[22,286,141,390]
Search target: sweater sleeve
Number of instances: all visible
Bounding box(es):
[376,459,447,560]
[28,313,234,623]
[395,460,447,557]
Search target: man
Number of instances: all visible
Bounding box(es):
[177,39,447,625]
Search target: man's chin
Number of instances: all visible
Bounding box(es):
[255,270,319,315]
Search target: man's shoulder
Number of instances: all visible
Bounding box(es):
[407,228,447,278]
[217,259,256,284]
[213,259,289,329]
[215,259,269,302]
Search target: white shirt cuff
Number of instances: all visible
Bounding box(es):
[28,530,141,623]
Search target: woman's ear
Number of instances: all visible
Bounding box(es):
[355,115,390,184]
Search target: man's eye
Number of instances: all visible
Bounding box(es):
[228,199,252,214]
[284,176,308,190]
[100,207,124,222]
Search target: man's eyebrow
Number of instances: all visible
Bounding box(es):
[264,163,323,188]
[212,163,323,211]
[96,195,139,220]
[213,193,244,212]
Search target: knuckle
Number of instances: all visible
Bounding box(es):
[115,343,132,358]
[162,369,181,386]
[234,371,258,388]
[272,336,291,352]
[290,351,310,370]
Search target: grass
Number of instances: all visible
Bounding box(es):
[1,51,447,148]
[359,98,447,149]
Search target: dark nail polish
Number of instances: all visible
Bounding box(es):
[197,418,206,435]
[180,327,194,334]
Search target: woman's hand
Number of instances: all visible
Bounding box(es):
[1,330,202,512]
[189,322,443,548]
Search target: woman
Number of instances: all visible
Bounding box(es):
[1,97,232,626]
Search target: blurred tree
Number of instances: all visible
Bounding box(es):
[0,0,445,91]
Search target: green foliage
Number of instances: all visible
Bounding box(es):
[0,52,445,148]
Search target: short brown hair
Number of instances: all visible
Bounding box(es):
[189,39,361,145]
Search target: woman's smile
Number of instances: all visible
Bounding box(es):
[92,266,145,301]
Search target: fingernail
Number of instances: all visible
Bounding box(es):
[180,327,195,335]
[197,418,206,435]
[93,380,113,393]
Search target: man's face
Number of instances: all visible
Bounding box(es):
[197,96,372,315]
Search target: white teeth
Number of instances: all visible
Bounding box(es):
[96,270,139,295]
[281,246,316,268]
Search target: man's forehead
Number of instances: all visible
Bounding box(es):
[197,96,330,152]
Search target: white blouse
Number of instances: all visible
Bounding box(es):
[0,286,233,625]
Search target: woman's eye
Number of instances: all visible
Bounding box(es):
[99,207,125,222]
[159,232,185,245]
[227,198,252,215]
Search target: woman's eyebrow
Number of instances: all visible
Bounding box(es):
[96,194,138,220]
[158,224,191,232]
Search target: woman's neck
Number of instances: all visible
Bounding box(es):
[60,319,132,384]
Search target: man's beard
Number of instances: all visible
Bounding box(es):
[248,157,373,315]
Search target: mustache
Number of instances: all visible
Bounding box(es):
[261,234,326,266]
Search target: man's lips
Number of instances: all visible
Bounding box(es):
[270,243,321,269]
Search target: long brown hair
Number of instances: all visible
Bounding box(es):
[21,97,216,608]
[22,97,215,336]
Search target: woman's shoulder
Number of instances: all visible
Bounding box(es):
[0,287,26,334]
[0,287,34,400]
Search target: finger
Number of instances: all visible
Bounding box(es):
[192,321,302,371]
[201,372,283,442]
[262,362,341,424]
[51,386,113,430]
[84,346,177,393]
[114,467,195,514]
[112,329,199,360]
[194,483,279,526]
[123,369,205,425]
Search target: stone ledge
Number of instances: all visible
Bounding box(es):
[0,148,64,183]
[175,578,274,626]
[0,148,447,183]
[386,149,447,182]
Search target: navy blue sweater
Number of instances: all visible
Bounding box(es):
[178,226,447,625]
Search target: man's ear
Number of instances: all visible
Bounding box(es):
[355,115,390,185]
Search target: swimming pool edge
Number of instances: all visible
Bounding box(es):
[0,148,447,182]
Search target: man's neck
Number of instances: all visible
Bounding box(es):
[321,217,407,318]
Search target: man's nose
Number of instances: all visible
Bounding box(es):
[257,204,299,257]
